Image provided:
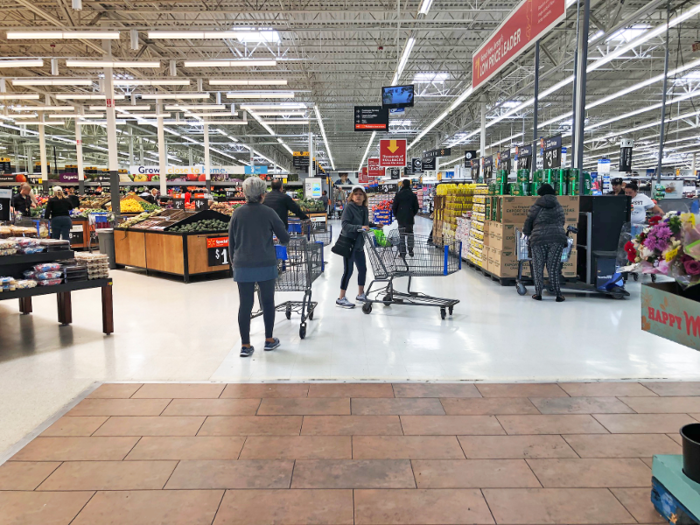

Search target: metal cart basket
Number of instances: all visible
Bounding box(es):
[251,237,323,339]
[360,228,462,319]
[288,219,333,247]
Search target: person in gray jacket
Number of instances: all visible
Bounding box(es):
[523,184,567,302]
[228,177,290,357]
[336,185,370,309]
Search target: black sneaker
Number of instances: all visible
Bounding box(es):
[240,346,255,358]
[264,338,281,351]
[409,250,415,257]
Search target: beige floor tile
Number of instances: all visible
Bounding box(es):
[559,382,656,397]
[301,415,403,435]
[458,435,579,459]
[476,383,569,398]
[642,381,700,396]
[0,461,61,490]
[527,458,651,487]
[67,399,170,417]
[257,397,350,415]
[292,459,415,488]
[611,487,665,523]
[498,415,609,435]
[93,416,205,436]
[213,489,354,525]
[11,437,138,461]
[563,434,682,458]
[618,396,700,413]
[40,416,108,437]
[87,384,143,399]
[161,398,260,416]
[392,383,481,398]
[413,459,541,488]
[668,432,683,445]
[441,397,539,415]
[401,415,505,435]
[0,491,94,525]
[354,488,494,524]
[483,488,635,524]
[239,436,351,459]
[530,397,634,414]
[132,383,225,398]
[220,384,309,398]
[125,436,246,460]
[165,459,293,489]
[353,436,465,459]
[593,413,696,433]
[642,457,654,468]
[71,490,224,525]
[37,460,177,491]
[198,416,302,436]
[352,398,445,415]
[308,383,395,398]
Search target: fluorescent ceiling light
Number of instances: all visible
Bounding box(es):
[240,103,305,110]
[166,104,225,110]
[606,24,651,43]
[253,110,306,116]
[0,94,40,100]
[141,93,210,100]
[20,121,66,125]
[185,112,238,117]
[418,0,435,15]
[113,79,190,86]
[392,36,415,86]
[67,60,160,68]
[55,93,126,100]
[12,78,92,86]
[208,79,287,86]
[6,31,120,40]
[314,105,335,170]
[0,59,44,68]
[118,112,170,118]
[236,30,280,43]
[226,91,294,99]
[358,131,377,172]
[183,59,277,68]
[413,72,448,83]
[390,119,412,126]
[266,120,309,125]
[11,106,74,111]
[47,113,103,119]
[148,31,241,39]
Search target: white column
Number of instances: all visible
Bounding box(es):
[203,122,211,192]
[188,148,193,166]
[309,132,315,178]
[480,103,486,159]
[128,128,134,166]
[39,115,48,186]
[139,139,144,165]
[692,153,697,176]
[75,118,84,194]
[157,101,167,196]
[103,59,120,214]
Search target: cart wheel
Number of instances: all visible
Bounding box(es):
[651,274,657,283]
[449,306,454,315]
[516,282,527,296]
[308,309,314,320]
[632,273,639,281]
[611,286,626,300]
[362,303,372,314]
[440,308,446,320]
[383,294,392,304]
[285,306,292,320]
[299,324,307,339]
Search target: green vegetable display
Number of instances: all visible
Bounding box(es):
[296,198,325,213]
[168,219,230,233]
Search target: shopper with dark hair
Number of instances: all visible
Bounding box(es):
[263,179,309,229]
[392,179,420,256]
[64,187,80,209]
[11,183,34,217]
[45,187,75,241]
[608,178,625,196]
[229,177,290,358]
[321,190,330,215]
[625,181,663,225]
[336,186,370,309]
[523,184,567,302]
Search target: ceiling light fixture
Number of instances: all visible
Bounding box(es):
[6,31,120,40]
[267,120,310,125]
[11,106,74,111]
[314,105,335,170]
[165,104,225,110]
[67,60,160,68]
[0,94,40,100]
[358,131,377,172]
[226,91,294,99]
[12,78,93,86]
[113,79,190,86]
[20,120,66,125]
[240,103,305,110]
[208,79,288,86]
[0,59,44,68]
[141,93,210,100]
[392,36,415,86]
[418,0,435,15]
[55,93,126,100]
[183,59,277,68]
[185,112,239,117]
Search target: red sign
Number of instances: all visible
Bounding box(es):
[359,167,369,184]
[106,99,114,108]
[368,157,383,178]
[472,0,565,89]
[206,237,229,249]
[379,139,406,167]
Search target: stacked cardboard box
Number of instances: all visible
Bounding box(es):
[466,185,488,267]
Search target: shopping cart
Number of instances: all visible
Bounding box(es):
[251,237,323,339]
[360,228,462,319]
[288,219,333,247]
[515,226,577,296]
[87,212,114,252]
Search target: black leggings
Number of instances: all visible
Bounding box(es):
[237,279,276,345]
[340,250,367,291]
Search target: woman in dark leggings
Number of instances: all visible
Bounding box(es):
[336,186,370,309]
[228,177,290,357]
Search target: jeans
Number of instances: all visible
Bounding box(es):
[531,243,565,297]
[398,224,415,255]
[340,250,367,291]
[237,279,276,345]
[50,216,72,241]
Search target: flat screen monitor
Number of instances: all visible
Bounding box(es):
[382,85,414,109]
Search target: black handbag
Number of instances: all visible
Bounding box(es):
[331,234,355,258]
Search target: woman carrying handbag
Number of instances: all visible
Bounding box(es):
[332,186,370,309]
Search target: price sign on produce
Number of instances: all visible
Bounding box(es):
[172,198,186,210]
[192,198,209,211]
[379,139,406,167]
[207,237,230,267]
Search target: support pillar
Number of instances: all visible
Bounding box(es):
[573,0,591,192]
[128,128,134,168]
[309,132,315,178]
[656,0,671,183]
[75,118,84,195]
[533,40,540,156]
[139,138,144,165]
[103,49,120,215]
[39,115,48,193]
[157,101,167,196]
[203,122,211,193]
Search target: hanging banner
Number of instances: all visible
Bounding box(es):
[464,150,478,167]
[422,157,436,171]
[598,159,612,174]
[354,106,389,131]
[379,139,407,167]
[498,149,512,172]
[359,166,369,183]
[483,156,494,179]
[619,138,634,172]
[470,158,480,178]
[423,148,452,159]
[412,157,423,173]
[389,168,401,180]
[368,157,383,178]
[515,144,533,170]
[472,0,566,89]
[541,135,562,170]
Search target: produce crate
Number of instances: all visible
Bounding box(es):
[163,210,231,234]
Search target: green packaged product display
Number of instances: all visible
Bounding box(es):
[496,169,508,184]
[532,169,544,183]
[557,169,568,195]
[516,169,530,183]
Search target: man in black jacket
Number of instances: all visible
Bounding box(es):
[263,179,309,229]
[392,179,420,256]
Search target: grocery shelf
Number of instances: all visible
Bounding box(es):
[0,249,75,266]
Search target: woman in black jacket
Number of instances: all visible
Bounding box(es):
[45,187,75,241]
[523,184,567,302]
[336,186,370,309]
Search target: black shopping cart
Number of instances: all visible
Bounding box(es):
[360,228,462,319]
[251,237,323,339]
[288,219,333,247]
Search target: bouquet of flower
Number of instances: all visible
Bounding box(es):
[623,212,700,288]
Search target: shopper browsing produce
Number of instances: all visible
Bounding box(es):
[64,187,80,209]
[11,183,34,217]
[336,186,370,309]
[44,187,74,241]
[625,181,663,225]
[263,179,309,229]
[228,177,290,358]
[321,190,330,214]
[523,184,567,302]
[392,179,420,257]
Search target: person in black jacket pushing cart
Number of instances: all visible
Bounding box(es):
[392,179,420,257]
[263,179,309,229]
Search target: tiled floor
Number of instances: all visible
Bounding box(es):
[2,380,695,524]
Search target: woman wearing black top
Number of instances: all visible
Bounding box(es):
[45,187,74,241]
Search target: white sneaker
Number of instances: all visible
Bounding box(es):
[336,297,355,309]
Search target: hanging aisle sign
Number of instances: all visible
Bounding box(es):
[472,0,566,89]
[541,135,563,170]
[619,138,634,172]
[498,149,512,172]
[412,158,423,173]
[464,150,477,167]
[423,148,452,159]
[379,139,407,167]
[368,157,384,178]
[515,144,533,171]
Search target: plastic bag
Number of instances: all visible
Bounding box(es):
[383,220,399,239]
[34,263,62,273]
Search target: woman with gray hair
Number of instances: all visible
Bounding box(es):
[228,177,290,357]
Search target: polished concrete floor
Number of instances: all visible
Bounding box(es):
[2,380,694,524]
[1,218,700,460]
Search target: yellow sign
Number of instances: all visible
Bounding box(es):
[293,151,310,157]
[387,140,400,154]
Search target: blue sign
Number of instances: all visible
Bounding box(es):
[390,108,405,114]
[245,165,268,175]
[444,171,455,179]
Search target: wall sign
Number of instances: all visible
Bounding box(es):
[379,139,407,167]
[207,236,230,267]
[354,106,389,131]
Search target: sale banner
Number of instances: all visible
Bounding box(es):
[359,166,369,183]
[368,157,384,178]
[472,0,565,89]
[379,139,407,167]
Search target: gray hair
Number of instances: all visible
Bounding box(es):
[242,177,267,203]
